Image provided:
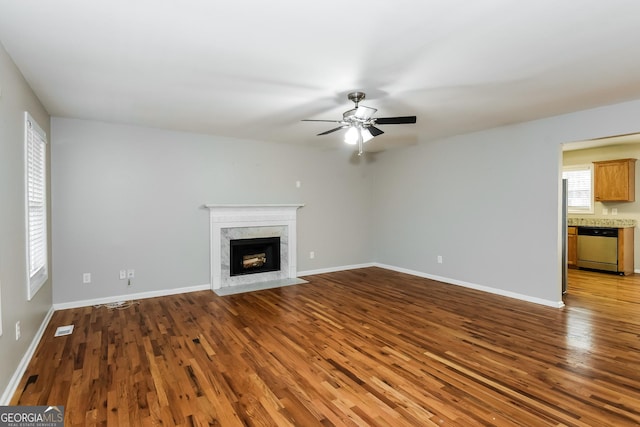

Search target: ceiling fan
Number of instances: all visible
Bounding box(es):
[302,91,417,155]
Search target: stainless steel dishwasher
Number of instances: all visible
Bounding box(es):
[577,227,619,272]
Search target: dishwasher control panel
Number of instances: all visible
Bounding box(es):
[577,227,618,237]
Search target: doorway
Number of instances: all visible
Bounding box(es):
[561,133,640,296]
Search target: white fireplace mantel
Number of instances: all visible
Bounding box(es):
[205,204,304,290]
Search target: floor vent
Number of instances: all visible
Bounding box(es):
[54,325,74,337]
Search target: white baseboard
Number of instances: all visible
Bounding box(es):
[297,262,375,277]
[53,284,211,311]
[299,262,563,308]
[54,262,564,311]
[1,306,55,405]
[374,263,565,308]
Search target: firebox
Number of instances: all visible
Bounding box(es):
[230,237,281,276]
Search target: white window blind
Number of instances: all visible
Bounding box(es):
[25,112,48,300]
[562,165,593,214]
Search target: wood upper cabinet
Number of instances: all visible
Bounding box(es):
[593,158,636,202]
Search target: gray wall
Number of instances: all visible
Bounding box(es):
[371,99,640,304]
[51,118,374,304]
[0,43,52,398]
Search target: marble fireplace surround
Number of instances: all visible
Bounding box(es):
[206,204,304,294]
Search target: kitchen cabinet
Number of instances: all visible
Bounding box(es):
[593,158,636,202]
[567,226,577,269]
[618,227,635,275]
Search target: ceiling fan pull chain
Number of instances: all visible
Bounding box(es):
[358,130,363,156]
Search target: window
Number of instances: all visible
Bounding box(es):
[25,112,48,300]
[562,164,593,214]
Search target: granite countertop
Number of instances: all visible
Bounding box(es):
[567,217,637,228]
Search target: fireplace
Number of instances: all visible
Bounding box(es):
[230,237,281,276]
[205,204,304,291]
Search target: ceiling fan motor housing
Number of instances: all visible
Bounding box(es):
[347,91,366,106]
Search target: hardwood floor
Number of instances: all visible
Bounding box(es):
[11,267,640,426]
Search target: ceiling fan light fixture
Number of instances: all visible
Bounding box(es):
[344,126,359,145]
[361,128,374,143]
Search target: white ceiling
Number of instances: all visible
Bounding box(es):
[2,0,640,152]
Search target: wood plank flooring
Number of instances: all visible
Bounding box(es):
[11,267,640,426]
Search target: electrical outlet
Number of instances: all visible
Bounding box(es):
[15,321,21,340]
[309,251,315,259]
[119,270,127,280]
[612,208,618,215]
[127,269,135,279]
[296,180,301,188]
[83,273,91,284]
[437,255,443,264]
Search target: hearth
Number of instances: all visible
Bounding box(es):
[230,237,281,276]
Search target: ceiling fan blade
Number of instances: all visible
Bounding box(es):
[318,126,347,136]
[375,116,417,125]
[302,119,342,123]
[368,126,384,137]
[355,105,377,120]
